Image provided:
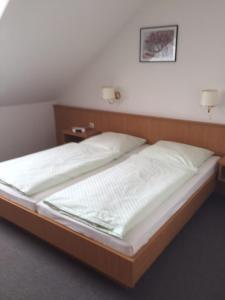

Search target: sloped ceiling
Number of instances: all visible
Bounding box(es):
[0,0,145,106]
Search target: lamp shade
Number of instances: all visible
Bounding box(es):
[201,90,219,107]
[102,87,115,100]
[0,0,9,19]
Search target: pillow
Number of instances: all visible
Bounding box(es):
[139,141,214,170]
[83,132,146,155]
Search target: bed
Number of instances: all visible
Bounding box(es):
[37,155,219,256]
[0,105,225,287]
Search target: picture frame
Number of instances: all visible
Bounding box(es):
[139,25,178,63]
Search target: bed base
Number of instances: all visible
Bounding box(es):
[0,175,216,288]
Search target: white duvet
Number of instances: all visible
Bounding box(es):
[44,152,196,239]
[0,143,120,196]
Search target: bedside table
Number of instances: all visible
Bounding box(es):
[62,128,101,143]
[218,157,225,182]
[217,157,225,196]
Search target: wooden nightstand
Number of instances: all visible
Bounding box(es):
[217,157,225,196]
[62,128,101,143]
[218,157,225,183]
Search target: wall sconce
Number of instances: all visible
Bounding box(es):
[0,0,9,19]
[201,89,219,113]
[102,87,121,104]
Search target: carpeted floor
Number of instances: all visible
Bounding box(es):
[0,193,225,300]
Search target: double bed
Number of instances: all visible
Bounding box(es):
[0,105,225,287]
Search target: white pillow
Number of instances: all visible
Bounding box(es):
[140,141,214,170]
[83,132,146,155]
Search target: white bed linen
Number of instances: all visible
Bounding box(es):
[43,151,196,238]
[37,156,219,256]
[0,145,148,211]
[0,142,124,196]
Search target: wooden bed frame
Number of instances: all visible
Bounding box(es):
[0,105,225,288]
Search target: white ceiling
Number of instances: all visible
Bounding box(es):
[0,0,145,106]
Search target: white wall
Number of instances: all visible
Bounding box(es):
[0,102,56,161]
[61,0,225,124]
[0,0,145,106]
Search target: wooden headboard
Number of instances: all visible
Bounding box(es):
[54,105,225,156]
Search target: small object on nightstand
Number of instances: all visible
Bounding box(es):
[62,128,101,143]
[72,127,86,133]
[218,157,225,183]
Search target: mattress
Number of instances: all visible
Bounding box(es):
[37,156,219,256]
[0,145,148,210]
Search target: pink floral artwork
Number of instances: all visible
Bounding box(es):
[140,25,178,62]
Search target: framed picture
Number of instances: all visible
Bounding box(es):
[140,25,178,62]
